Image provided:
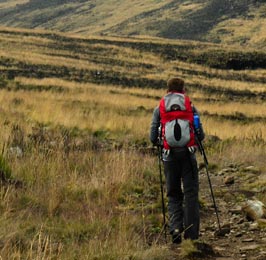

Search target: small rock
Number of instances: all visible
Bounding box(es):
[214,224,231,237]
[239,244,259,252]
[229,206,242,215]
[224,176,235,185]
[9,146,23,157]
[251,187,260,193]
[257,218,266,224]
[244,166,255,170]
[242,238,254,242]
[218,168,236,176]
[198,162,205,171]
[235,232,243,237]
[231,214,244,222]
[237,218,245,224]
[227,163,239,168]
[242,166,261,174]
[215,258,235,260]
[205,225,215,231]
[249,222,259,231]
[240,222,250,229]
[214,246,226,252]
[255,254,266,260]
[259,186,266,193]
[258,251,266,256]
[242,200,266,221]
[221,223,231,229]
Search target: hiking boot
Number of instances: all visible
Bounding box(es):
[171,229,182,244]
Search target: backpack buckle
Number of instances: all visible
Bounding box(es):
[188,146,197,154]
[163,149,170,157]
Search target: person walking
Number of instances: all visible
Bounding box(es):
[150,77,204,244]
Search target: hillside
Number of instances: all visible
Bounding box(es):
[0,0,266,49]
[0,27,266,259]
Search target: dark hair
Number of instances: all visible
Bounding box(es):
[167,77,184,92]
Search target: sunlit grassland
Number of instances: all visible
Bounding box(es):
[0,79,264,258]
[207,5,266,47]
[0,31,162,70]
[1,1,266,53]
[0,144,171,259]
[0,0,29,9]
[35,0,174,35]
[1,77,265,162]
[0,27,265,259]
[0,81,156,140]
[197,101,265,117]
[189,76,266,92]
[3,77,265,141]
[0,28,265,160]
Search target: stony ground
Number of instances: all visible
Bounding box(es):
[166,163,266,260]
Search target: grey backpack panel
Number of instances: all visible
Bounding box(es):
[165,119,190,147]
[164,93,186,112]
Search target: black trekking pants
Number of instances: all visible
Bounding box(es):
[163,149,199,240]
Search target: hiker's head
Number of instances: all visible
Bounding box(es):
[167,77,185,93]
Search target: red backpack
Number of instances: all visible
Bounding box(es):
[159,92,196,150]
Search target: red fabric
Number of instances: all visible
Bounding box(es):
[159,92,196,149]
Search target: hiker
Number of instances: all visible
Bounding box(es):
[150,77,205,244]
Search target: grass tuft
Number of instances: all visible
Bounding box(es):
[180,239,200,259]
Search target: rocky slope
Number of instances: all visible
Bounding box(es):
[171,162,266,260]
[0,0,266,49]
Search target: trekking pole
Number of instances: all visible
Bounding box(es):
[196,138,222,233]
[157,145,167,242]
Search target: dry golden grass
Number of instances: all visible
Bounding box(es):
[1,1,266,51]
[0,27,265,259]
[0,131,169,259]
[0,0,29,9]
[202,117,265,140]
[208,14,266,48]
[68,0,174,34]
[196,101,265,117]
[189,76,266,93]
[0,27,265,142]
[6,76,265,141]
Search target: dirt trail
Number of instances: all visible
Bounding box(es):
[168,163,266,260]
